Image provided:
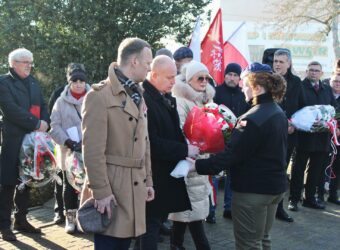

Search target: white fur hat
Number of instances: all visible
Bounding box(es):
[183,61,209,82]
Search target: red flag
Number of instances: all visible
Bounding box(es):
[223,22,250,73]
[201,9,224,84]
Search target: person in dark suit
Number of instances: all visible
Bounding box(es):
[288,61,336,211]
[272,49,305,222]
[0,48,50,241]
[135,55,199,250]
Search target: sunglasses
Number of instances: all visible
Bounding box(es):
[197,76,211,82]
[71,78,85,83]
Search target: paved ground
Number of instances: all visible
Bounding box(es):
[0,189,339,250]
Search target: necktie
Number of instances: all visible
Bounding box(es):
[314,83,319,92]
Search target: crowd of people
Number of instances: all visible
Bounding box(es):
[0,38,339,250]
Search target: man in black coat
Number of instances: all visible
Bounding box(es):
[0,48,50,241]
[209,63,249,222]
[135,55,198,250]
[289,61,336,211]
[273,49,305,222]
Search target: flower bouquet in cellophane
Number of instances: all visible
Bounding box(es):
[171,103,236,178]
[183,103,237,153]
[18,132,60,190]
[65,151,85,192]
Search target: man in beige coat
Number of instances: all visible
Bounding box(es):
[81,38,154,249]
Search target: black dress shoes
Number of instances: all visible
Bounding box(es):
[14,219,41,233]
[223,210,232,219]
[287,200,299,211]
[205,213,216,224]
[302,198,325,209]
[276,208,294,222]
[328,196,340,205]
[0,229,17,241]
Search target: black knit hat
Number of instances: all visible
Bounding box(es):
[224,63,242,76]
[173,47,193,61]
[68,69,86,82]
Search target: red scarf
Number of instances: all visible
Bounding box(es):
[70,89,86,100]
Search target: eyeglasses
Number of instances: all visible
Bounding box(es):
[308,69,321,73]
[15,60,34,67]
[331,80,340,84]
[197,76,211,82]
[71,78,85,83]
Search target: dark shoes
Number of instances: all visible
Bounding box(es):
[205,213,216,224]
[327,196,340,205]
[159,221,172,236]
[276,208,294,222]
[288,200,299,211]
[53,213,65,224]
[223,210,232,219]
[0,229,17,241]
[14,219,41,234]
[302,198,325,210]
[170,245,185,250]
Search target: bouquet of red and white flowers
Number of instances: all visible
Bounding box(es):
[171,103,236,178]
[183,103,237,153]
[65,151,85,192]
[18,132,59,190]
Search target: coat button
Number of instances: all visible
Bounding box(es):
[129,117,133,121]
[134,138,138,141]
[134,181,138,186]
[145,136,148,140]
[143,179,146,183]
[144,114,147,117]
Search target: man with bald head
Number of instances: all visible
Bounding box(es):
[135,55,199,249]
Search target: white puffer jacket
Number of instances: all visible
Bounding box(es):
[50,84,90,171]
[168,76,215,222]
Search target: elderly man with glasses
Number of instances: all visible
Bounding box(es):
[0,48,50,241]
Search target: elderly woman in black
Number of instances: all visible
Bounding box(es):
[189,62,287,250]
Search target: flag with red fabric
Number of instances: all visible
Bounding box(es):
[201,9,224,84]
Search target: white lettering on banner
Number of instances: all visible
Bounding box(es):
[210,43,223,72]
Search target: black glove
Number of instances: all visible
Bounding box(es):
[74,141,82,153]
[64,139,78,151]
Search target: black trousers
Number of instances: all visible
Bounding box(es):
[62,171,78,210]
[318,150,340,198]
[277,146,295,211]
[171,220,211,250]
[290,150,328,201]
[134,212,168,250]
[54,170,64,215]
[0,185,30,230]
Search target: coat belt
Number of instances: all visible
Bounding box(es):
[106,155,144,168]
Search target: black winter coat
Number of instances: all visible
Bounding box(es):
[213,84,249,117]
[297,78,336,152]
[0,69,50,185]
[279,72,305,148]
[196,94,288,195]
[142,80,191,216]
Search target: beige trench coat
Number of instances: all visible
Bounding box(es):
[80,62,153,238]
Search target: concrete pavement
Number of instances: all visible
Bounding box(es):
[0,191,339,250]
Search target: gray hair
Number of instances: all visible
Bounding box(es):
[274,49,292,63]
[117,37,151,66]
[8,48,33,67]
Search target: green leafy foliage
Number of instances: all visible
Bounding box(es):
[0,0,209,96]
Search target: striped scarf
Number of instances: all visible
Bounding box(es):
[114,68,142,107]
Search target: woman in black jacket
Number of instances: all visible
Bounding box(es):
[189,62,287,250]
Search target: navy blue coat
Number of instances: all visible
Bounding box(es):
[0,69,50,185]
[196,94,288,195]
